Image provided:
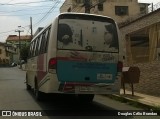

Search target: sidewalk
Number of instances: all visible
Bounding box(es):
[109,89,160,111]
[119,89,160,107]
[112,61,160,113]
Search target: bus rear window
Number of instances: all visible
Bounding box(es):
[57,16,118,52]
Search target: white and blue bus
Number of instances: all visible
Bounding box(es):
[26,13,123,102]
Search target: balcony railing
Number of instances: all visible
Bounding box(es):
[118,2,160,27]
[148,2,160,12]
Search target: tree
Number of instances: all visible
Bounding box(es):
[20,45,29,62]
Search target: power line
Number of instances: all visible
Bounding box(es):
[0,29,15,34]
[0,12,55,16]
[0,0,53,6]
[7,0,15,4]
[0,1,59,16]
[0,0,63,40]
[0,6,55,13]
[0,25,30,35]
[33,0,61,28]
[69,0,106,13]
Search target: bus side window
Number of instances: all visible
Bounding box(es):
[35,37,40,56]
[29,42,34,57]
[34,39,39,57]
[44,28,51,53]
[40,32,46,54]
[34,38,38,56]
[32,40,37,57]
[28,44,31,58]
[38,35,43,55]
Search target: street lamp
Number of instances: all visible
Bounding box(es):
[15,26,24,69]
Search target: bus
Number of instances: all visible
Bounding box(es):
[26,13,123,102]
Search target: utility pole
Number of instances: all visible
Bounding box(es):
[151,3,154,12]
[15,26,24,69]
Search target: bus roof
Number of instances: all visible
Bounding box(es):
[31,12,115,43]
[59,12,112,19]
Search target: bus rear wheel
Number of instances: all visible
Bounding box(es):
[26,84,31,90]
[26,75,31,90]
[34,81,44,101]
[76,94,94,103]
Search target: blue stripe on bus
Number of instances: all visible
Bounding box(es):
[57,60,117,83]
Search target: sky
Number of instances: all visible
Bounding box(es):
[0,0,159,42]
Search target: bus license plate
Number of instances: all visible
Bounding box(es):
[79,86,94,92]
[97,73,112,80]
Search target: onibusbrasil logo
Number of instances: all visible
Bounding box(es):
[1,111,43,117]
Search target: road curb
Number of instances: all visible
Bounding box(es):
[104,94,160,115]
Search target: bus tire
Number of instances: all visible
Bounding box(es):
[34,80,44,101]
[26,84,31,90]
[77,94,94,103]
[26,75,31,90]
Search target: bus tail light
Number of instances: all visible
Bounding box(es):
[117,61,123,72]
[48,58,57,72]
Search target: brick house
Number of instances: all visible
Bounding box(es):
[6,35,31,63]
[0,42,9,66]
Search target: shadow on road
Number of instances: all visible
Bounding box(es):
[27,90,134,119]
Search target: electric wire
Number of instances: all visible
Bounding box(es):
[0,6,54,13]
[7,0,15,4]
[33,0,61,28]
[0,12,54,16]
[0,0,53,6]
[0,0,62,40]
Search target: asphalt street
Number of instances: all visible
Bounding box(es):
[0,67,159,119]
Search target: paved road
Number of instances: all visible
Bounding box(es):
[0,67,159,119]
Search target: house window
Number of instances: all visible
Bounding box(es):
[115,6,128,16]
[98,3,103,11]
[0,49,2,54]
[140,6,147,14]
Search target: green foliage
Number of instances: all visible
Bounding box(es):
[20,45,30,62]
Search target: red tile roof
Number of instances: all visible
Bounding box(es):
[6,35,31,41]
